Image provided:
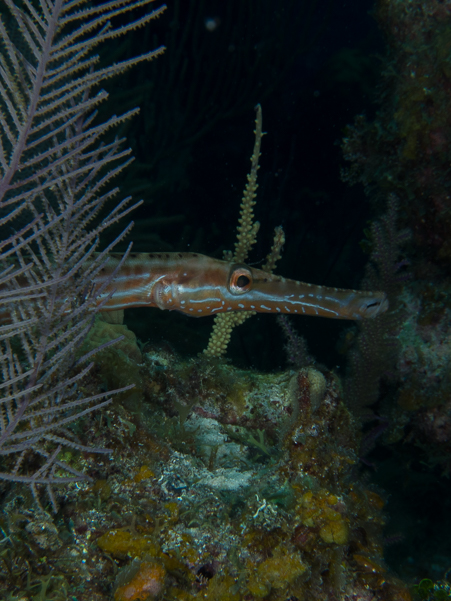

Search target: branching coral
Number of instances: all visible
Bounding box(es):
[345,195,410,417]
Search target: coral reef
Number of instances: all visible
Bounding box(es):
[342,0,451,270]
[340,4,451,568]
[3,0,451,598]
[382,287,451,476]
[0,345,412,600]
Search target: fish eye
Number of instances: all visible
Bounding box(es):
[236,275,250,287]
[228,265,253,295]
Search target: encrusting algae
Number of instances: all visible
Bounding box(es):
[114,560,166,601]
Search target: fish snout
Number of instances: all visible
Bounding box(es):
[359,293,389,318]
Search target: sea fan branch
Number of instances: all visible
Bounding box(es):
[0,0,166,509]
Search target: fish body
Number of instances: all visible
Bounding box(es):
[95,252,388,320]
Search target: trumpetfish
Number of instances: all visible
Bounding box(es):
[93,252,388,320]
